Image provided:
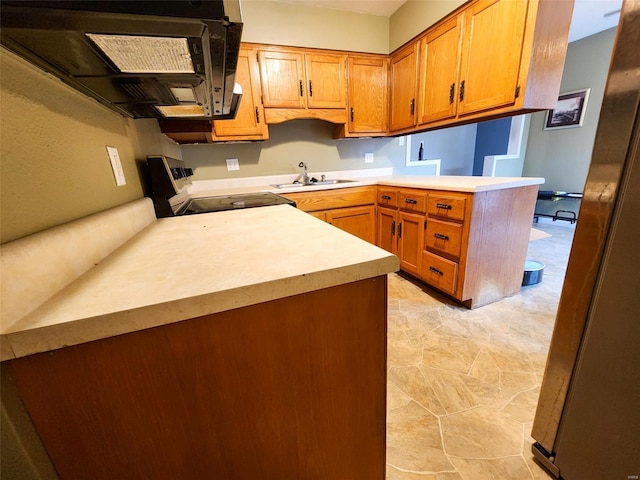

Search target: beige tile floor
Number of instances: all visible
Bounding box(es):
[386,219,576,480]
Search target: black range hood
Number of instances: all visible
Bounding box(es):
[0,1,243,120]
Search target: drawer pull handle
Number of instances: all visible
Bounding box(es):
[429,267,444,277]
[434,233,449,241]
[436,203,452,210]
[405,198,418,205]
[382,195,391,200]
[429,266,444,276]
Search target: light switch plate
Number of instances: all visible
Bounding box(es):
[398,137,405,146]
[226,158,240,171]
[106,146,126,186]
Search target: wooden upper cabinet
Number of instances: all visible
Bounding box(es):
[389,42,419,132]
[212,47,268,141]
[305,53,347,109]
[457,0,527,116]
[258,48,347,110]
[258,50,307,108]
[418,15,463,125]
[346,56,389,135]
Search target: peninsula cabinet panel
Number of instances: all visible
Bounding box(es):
[212,47,269,141]
[343,55,389,136]
[418,14,463,125]
[5,278,388,480]
[389,42,419,132]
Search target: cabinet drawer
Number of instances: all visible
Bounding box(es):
[425,218,463,259]
[377,188,397,208]
[282,186,375,212]
[427,193,467,221]
[398,190,427,213]
[421,251,458,295]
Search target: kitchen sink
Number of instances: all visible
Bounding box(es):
[271,179,356,189]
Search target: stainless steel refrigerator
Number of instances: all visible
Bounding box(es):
[531,1,640,478]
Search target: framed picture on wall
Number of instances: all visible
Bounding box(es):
[544,88,591,130]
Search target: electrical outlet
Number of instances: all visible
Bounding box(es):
[226,158,240,171]
[398,137,405,146]
[365,153,374,163]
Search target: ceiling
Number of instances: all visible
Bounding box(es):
[275,0,623,42]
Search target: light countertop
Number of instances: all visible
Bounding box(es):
[2,205,398,360]
[188,174,544,198]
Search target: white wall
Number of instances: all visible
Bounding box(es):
[182,121,398,179]
[522,28,617,192]
[397,125,478,176]
[389,0,466,52]
[241,0,389,53]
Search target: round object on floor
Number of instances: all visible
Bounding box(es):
[523,259,545,286]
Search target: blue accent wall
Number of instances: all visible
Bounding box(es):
[472,117,512,175]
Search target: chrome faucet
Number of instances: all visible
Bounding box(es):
[296,161,310,185]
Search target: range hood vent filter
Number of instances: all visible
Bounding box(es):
[86,34,195,74]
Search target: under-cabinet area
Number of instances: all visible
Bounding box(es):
[161,0,573,144]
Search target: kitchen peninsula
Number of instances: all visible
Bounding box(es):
[188,173,544,308]
[1,200,398,479]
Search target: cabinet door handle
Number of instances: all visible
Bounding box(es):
[434,233,449,241]
[309,80,313,97]
[299,80,303,97]
[459,80,465,101]
[398,223,402,238]
[429,266,444,276]
[405,198,417,205]
[381,195,391,200]
[410,98,415,115]
[350,107,354,122]
[391,221,396,235]
[436,203,453,210]
[449,83,455,104]
[255,107,260,124]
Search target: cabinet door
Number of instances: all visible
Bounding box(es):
[397,211,424,276]
[305,53,347,109]
[348,56,388,134]
[389,42,419,132]
[418,15,463,125]
[377,207,397,254]
[457,0,527,116]
[258,50,306,108]
[213,48,268,140]
[326,205,376,244]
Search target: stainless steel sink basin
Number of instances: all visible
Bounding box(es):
[271,179,356,189]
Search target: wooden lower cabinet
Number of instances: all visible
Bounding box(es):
[282,186,376,243]
[397,211,424,276]
[377,206,397,254]
[377,184,538,308]
[4,278,388,480]
[326,205,376,243]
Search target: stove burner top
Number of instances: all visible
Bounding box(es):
[179,192,296,215]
